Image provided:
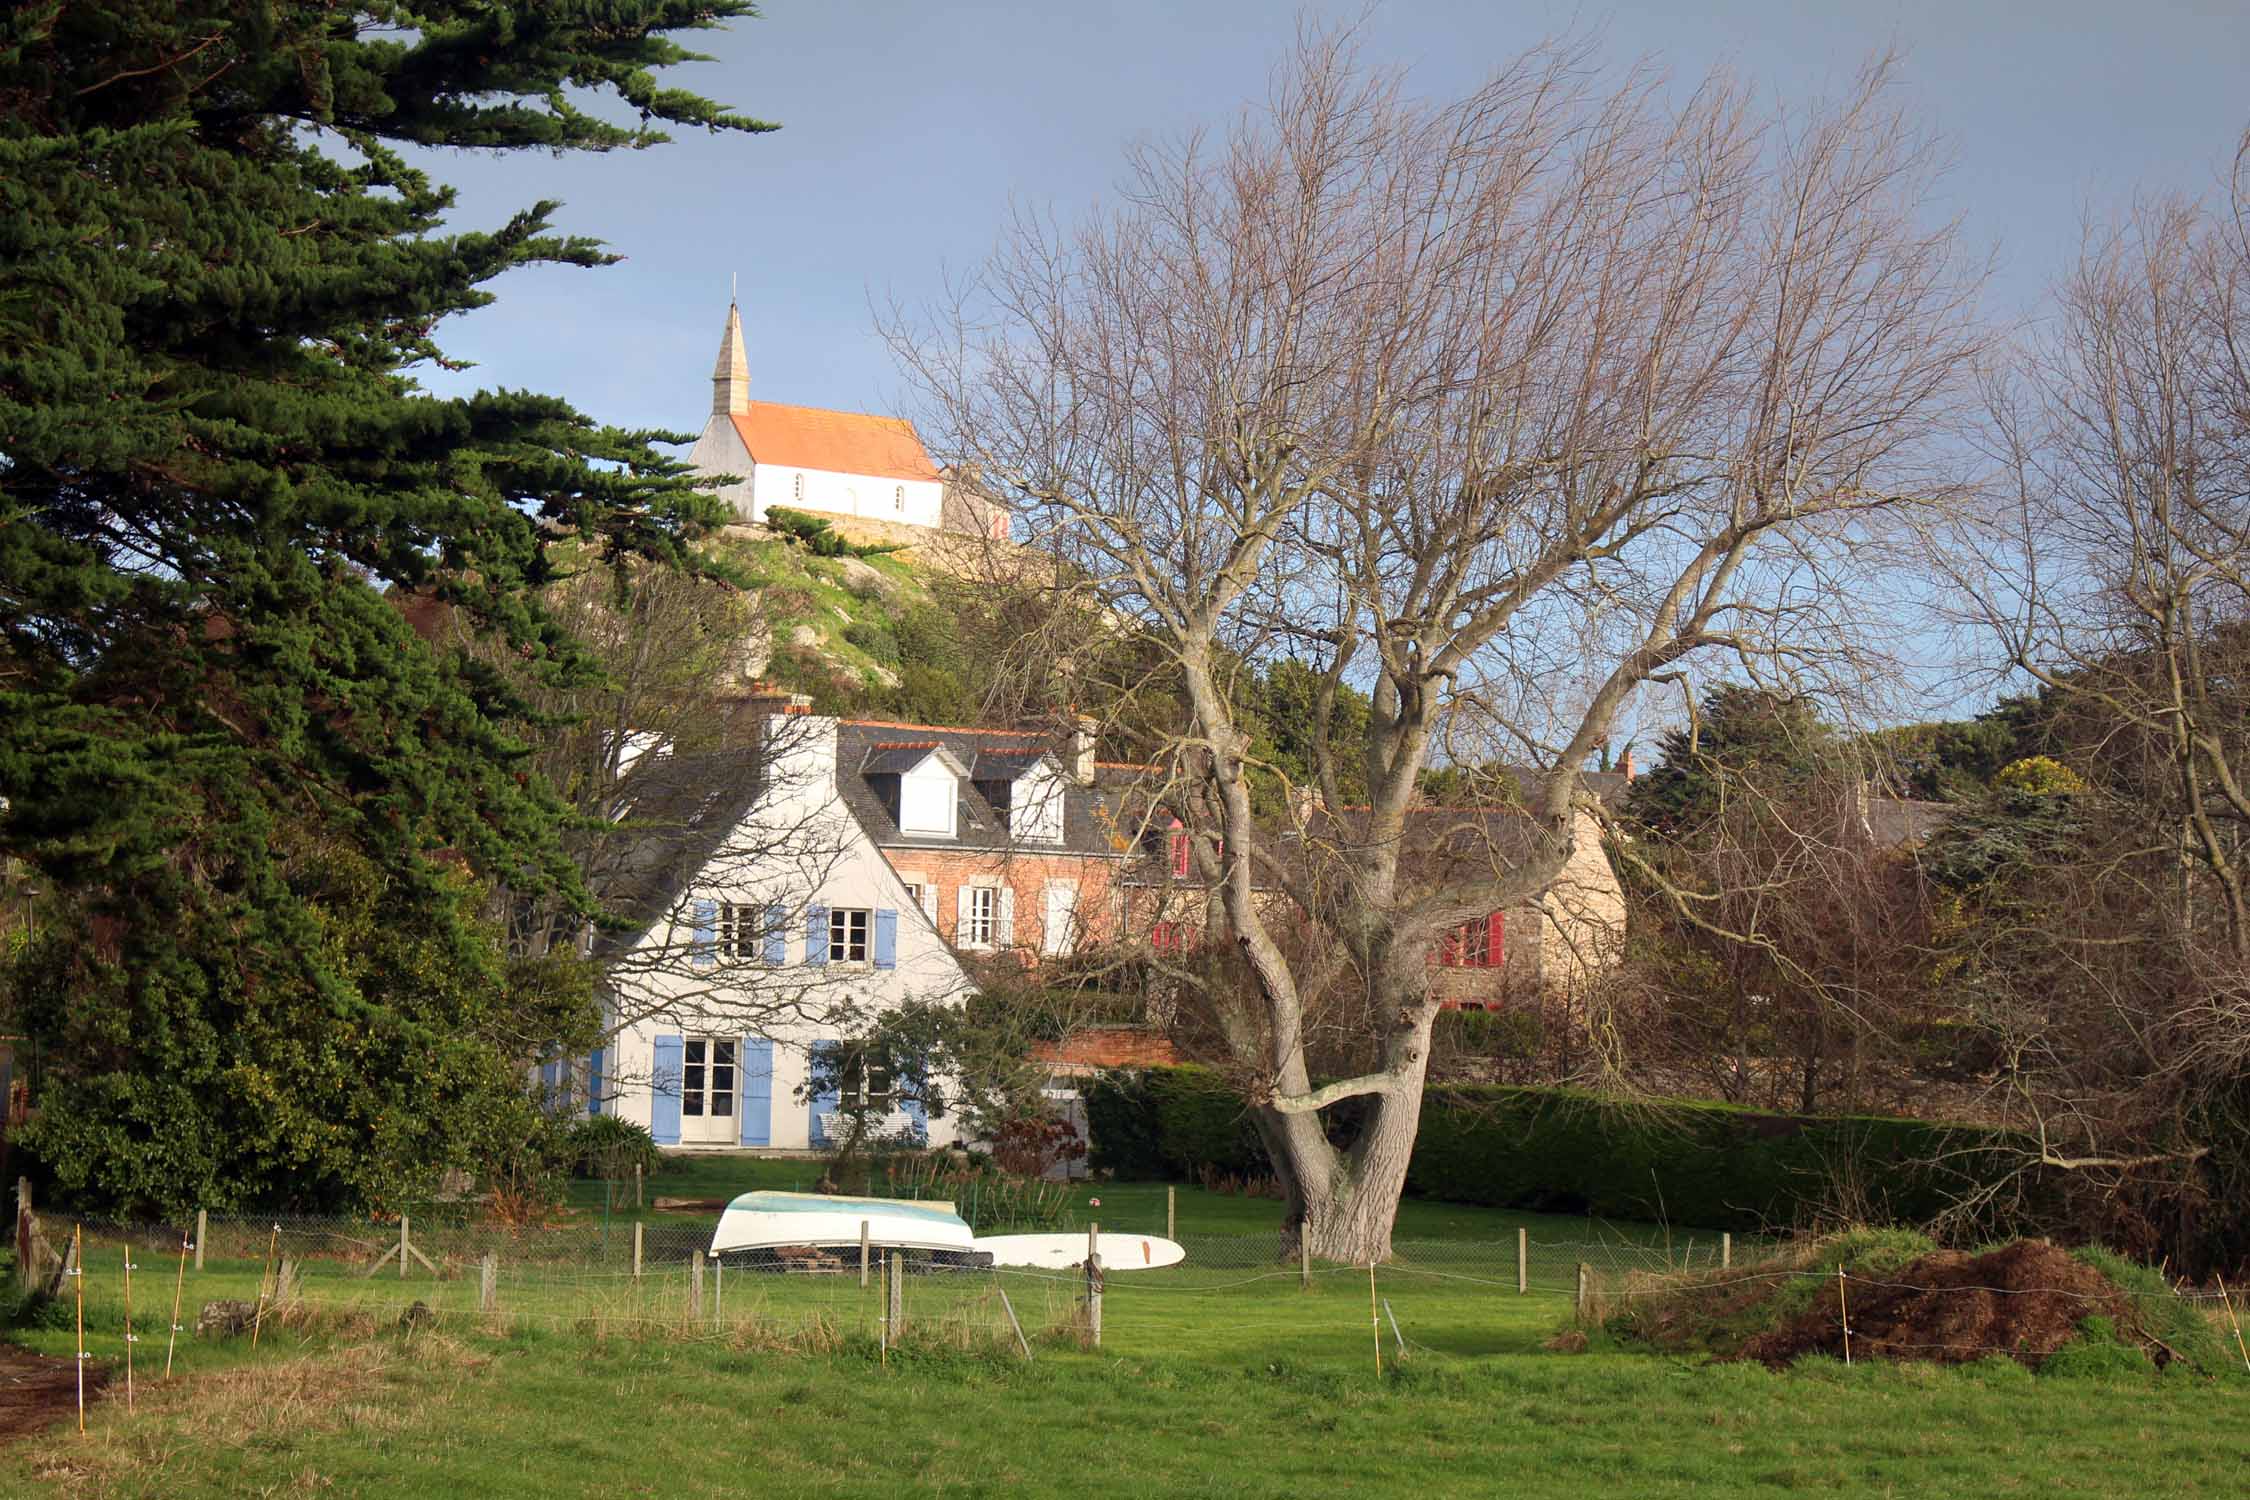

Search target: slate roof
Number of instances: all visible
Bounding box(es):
[587,745,769,955]
[834,721,1132,857]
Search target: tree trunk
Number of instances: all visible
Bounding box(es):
[1258,1011,1438,1266]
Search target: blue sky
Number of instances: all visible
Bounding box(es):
[415,0,2250,441]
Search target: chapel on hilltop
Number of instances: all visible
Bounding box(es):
[685,303,1007,542]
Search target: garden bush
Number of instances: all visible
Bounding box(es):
[1086,1066,2043,1234]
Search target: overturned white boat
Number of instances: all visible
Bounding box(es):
[709,1190,980,1260]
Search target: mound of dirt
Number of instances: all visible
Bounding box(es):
[1739,1241,2143,1370]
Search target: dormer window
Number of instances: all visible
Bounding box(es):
[972,749,1064,844]
[862,742,962,838]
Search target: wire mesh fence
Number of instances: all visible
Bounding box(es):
[22,1206,2241,1396]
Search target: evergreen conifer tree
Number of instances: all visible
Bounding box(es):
[0,3,770,1213]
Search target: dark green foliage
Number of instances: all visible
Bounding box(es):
[1089,1067,2040,1233]
[4,839,598,1216]
[841,621,901,666]
[564,1115,664,1183]
[0,3,767,1213]
[764,507,906,559]
[1084,1067,1270,1180]
[1624,684,1834,837]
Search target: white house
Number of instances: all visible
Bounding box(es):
[685,302,980,535]
[591,701,977,1152]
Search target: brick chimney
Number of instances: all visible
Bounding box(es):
[1619,748,1636,781]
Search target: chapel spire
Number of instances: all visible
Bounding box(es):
[712,299,751,417]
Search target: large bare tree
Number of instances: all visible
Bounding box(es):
[900,29,1987,1259]
[1933,132,2250,1251]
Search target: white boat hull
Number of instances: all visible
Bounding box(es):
[709,1191,978,1257]
[975,1232,1188,1271]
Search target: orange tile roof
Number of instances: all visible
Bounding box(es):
[729,402,941,483]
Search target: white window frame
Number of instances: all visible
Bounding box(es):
[1041,881,1080,957]
[680,1036,737,1120]
[828,907,871,964]
[792,472,804,502]
[959,886,997,949]
[894,484,905,512]
[717,900,766,961]
[841,1054,894,1111]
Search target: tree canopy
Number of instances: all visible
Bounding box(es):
[0,2,769,1213]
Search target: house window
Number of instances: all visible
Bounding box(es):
[828,907,871,964]
[961,886,997,948]
[1434,913,1503,969]
[718,900,761,960]
[792,472,804,502]
[1152,920,1185,956]
[901,882,936,923]
[894,484,905,511]
[840,1053,894,1111]
[1168,829,1189,878]
[680,1037,737,1118]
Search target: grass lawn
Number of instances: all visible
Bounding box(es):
[6,1181,2240,1496]
[6,1283,2246,1498]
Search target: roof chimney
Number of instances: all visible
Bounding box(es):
[1619,748,1636,781]
[712,301,751,417]
[1066,714,1097,786]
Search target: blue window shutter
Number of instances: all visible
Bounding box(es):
[763,903,788,965]
[739,1038,774,1147]
[873,908,898,970]
[587,1048,605,1116]
[808,1041,841,1146]
[691,899,717,967]
[806,904,829,966]
[903,1093,928,1145]
[651,1034,684,1145]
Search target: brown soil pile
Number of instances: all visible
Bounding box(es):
[1739,1241,2141,1370]
[0,1344,105,1442]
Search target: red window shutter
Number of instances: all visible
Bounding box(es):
[1435,927,1459,968]
[1485,910,1505,969]
[1168,828,1188,877]
[1152,921,1178,955]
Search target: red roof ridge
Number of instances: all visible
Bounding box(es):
[870,740,940,751]
[843,718,1058,737]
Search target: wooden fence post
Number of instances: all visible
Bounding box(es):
[398,1215,409,1280]
[1516,1227,1527,1294]
[1084,1246,1102,1348]
[1300,1234,1310,1290]
[479,1253,496,1314]
[1166,1185,1176,1242]
[634,1162,644,1210]
[13,1178,28,1278]
[1575,1262,1591,1322]
[194,1208,207,1272]
[860,1220,870,1289]
[632,1221,644,1281]
[690,1251,704,1320]
[276,1256,295,1307]
[1722,1232,1732,1270]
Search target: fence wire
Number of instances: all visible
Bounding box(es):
[21,1209,2240,1384]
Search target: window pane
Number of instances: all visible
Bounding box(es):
[685,1039,706,1065]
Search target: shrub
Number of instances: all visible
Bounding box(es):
[842,621,900,665]
[564,1115,663,1182]
[1087,1065,2042,1233]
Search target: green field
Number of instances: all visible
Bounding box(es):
[4,1167,2244,1496]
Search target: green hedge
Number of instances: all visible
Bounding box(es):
[1084,1066,2033,1233]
